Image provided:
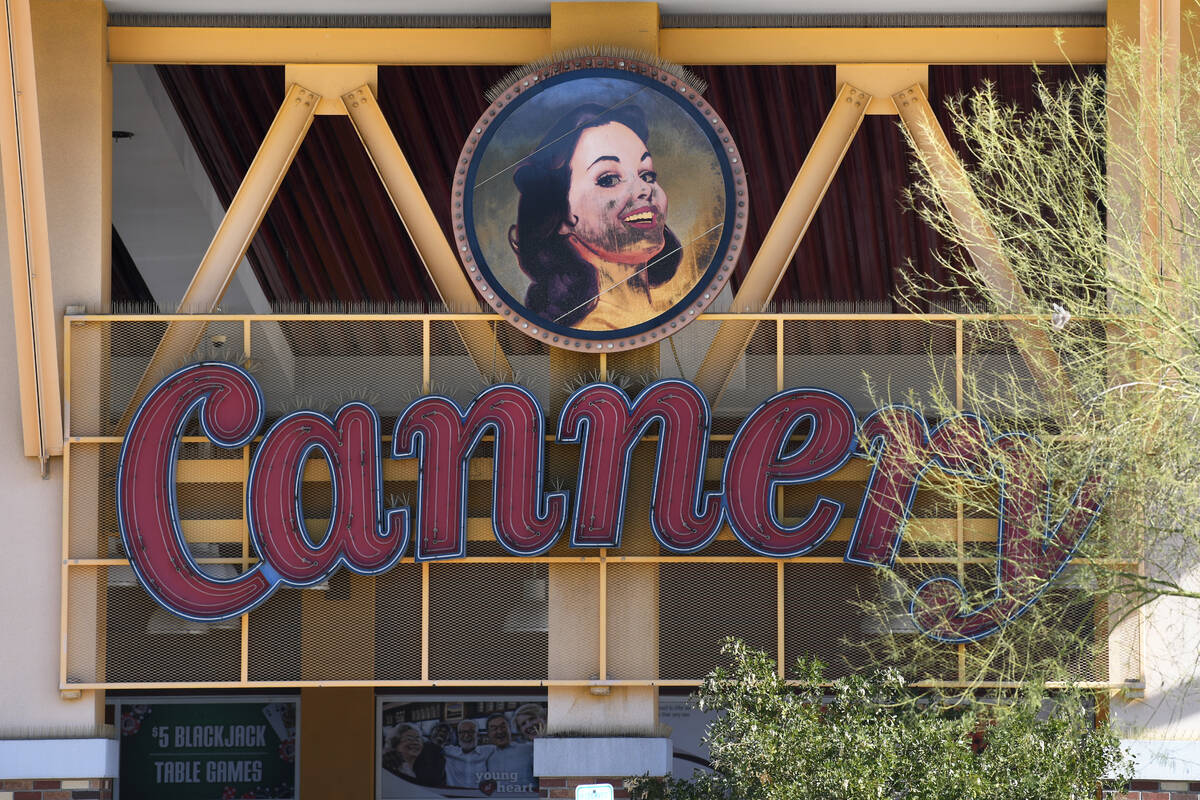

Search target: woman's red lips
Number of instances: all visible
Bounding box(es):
[622,206,659,228]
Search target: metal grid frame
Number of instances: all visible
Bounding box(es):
[61,311,1138,689]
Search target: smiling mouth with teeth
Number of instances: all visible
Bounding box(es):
[623,211,656,224]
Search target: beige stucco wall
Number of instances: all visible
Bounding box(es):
[1103,0,1200,761]
[0,0,109,734]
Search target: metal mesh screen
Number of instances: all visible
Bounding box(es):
[962,317,1044,421]
[428,563,550,681]
[784,563,890,679]
[783,317,957,415]
[67,443,118,560]
[255,319,423,425]
[62,313,1134,687]
[658,563,777,680]
[66,565,242,684]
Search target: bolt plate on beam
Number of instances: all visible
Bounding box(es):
[835,63,928,114]
[285,64,378,114]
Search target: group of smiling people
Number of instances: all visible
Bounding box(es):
[382,704,546,792]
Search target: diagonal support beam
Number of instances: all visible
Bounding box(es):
[342,84,513,381]
[0,0,63,463]
[893,83,1078,412]
[694,83,870,403]
[121,82,320,429]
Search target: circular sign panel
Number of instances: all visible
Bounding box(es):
[454,56,747,351]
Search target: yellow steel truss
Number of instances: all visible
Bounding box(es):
[106,26,1107,66]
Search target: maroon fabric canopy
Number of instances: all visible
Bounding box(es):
[152,63,1092,310]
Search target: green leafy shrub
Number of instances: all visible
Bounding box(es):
[628,640,1129,800]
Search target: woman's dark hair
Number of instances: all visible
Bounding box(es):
[510,103,681,327]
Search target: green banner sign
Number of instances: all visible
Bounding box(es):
[118,700,297,800]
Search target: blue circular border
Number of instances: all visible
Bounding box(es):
[453,61,745,350]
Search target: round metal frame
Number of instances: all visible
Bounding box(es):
[452,55,747,352]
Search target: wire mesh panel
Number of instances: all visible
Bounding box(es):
[780,462,875,560]
[71,318,249,437]
[374,566,425,681]
[69,318,165,438]
[783,563,885,679]
[68,443,119,560]
[783,317,957,417]
[892,473,972,564]
[428,319,513,408]
[65,565,105,685]
[62,313,1132,688]
[709,320,779,431]
[428,563,550,681]
[604,563,662,681]
[961,568,1104,684]
[253,318,423,425]
[104,588,242,683]
[71,565,243,684]
[246,585,302,683]
[961,317,1044,422]
[1107,590,1142,685]
[548,564,601,681]
[657,563,777,680]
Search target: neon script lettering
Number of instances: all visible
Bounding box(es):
[116,362,1105,641]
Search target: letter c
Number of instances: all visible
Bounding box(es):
[117,362,273,621]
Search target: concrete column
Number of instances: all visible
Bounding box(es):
[0,0,109,736]
[543,0,664,737]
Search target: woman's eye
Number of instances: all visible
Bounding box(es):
[595,173,620,188]
[640,170,657,184]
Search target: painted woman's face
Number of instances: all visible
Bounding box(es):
[562,121,668,265]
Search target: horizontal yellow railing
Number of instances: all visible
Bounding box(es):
[60,312,1133,690]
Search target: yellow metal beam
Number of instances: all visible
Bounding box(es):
[60,677,1133,690]
[121,82,319,428]
[694,83,869,403]
[105,25,1104,66]
[175,82,318,309]
[894,83,1078,411]
[0,0,63,462]
[342,84,513,380]
[107,26,551,65]
[551,2,659,54]
[164,452,906,485]
[661,26,1106,65]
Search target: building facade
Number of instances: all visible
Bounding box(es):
[1,1,1196,798]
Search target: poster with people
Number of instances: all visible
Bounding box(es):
[377,696,546,800]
